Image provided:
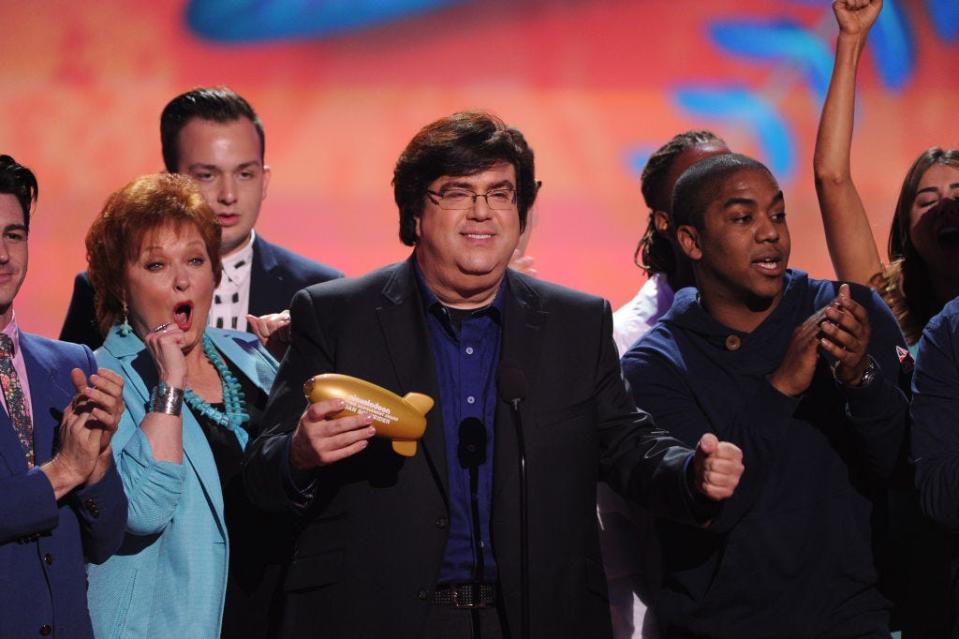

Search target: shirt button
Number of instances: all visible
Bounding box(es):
[417,589,428,600]
[466,396,476,405]
[44,553,54,566]
[724,335,742,351]
[465,347,474,355]
[83,498,100,518]
[39,625,52,636]
[435,516,448,529]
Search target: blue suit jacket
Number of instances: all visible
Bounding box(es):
[87,327,277,638]
[0,332,127,639]
[58,235,343,349]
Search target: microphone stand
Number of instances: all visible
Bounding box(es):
[508,396,529,639]
[468,462,484,618]
[458,418,487,618]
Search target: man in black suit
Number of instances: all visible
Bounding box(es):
[243,111,745,639]
[59,87,342,349]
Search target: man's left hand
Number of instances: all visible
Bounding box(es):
[819,283,872,385]
[692,433,744,501]
[248,310,292,360]
[69,367,124,485]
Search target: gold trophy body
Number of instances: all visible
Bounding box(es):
[303,373,434,457]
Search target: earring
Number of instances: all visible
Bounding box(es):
[118,301,132,336]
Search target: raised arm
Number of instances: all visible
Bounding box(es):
[813,0,884,284]
[105,329,191,537]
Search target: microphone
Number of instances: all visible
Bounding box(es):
[497,360,528,408]
[458,417,487,469]
[497,360,529,639]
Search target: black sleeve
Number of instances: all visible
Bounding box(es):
[244,288,333,512]
[59,272,104,350]
[592,301,707,526]
[911,308,959,529]
[837,287,910,480]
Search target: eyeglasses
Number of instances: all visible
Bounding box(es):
[426,188,517,211]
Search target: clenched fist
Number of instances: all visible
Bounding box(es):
[692,433,744,501]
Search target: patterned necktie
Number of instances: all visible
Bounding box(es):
[0,334,33,468]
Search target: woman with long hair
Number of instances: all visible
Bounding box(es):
[814,0,959,348]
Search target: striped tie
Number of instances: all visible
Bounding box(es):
[0,334,33,468]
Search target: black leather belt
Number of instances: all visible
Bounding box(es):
[431,583,497,608]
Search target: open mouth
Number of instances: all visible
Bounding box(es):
[462,232,494,240]
[173,302,194,331]
[752,255,783,274]
[937,225,959,249]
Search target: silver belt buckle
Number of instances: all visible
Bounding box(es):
[451,585,486,609]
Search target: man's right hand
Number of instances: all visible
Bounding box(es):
[289,399,376,471]
[509,249,537,277]
[833,0,882,36]
[769,307,828,397]
[692,433,744,501]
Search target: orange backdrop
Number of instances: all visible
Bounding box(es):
[0,0,955,338]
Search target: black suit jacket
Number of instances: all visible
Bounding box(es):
[58,235,343,349]
[244,258,702,639]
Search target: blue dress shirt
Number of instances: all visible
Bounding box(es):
[416,268,504,584]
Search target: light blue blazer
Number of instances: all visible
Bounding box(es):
[87,327,277,638]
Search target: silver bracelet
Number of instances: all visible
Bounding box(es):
[150,383,184,416]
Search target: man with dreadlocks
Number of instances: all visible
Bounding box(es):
[612,131,730,357]
[603,131,729,638]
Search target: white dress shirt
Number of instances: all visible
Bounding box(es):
[209,231,255,333]
[601,273,676,638]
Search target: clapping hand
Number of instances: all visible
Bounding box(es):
[818,283,872,386]
[69,367,125,485]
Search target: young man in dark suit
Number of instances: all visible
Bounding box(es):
[244,112,745,639]
[0,155,127,638]
[59,87,342,350]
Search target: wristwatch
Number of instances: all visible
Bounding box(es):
[833,355,879,388]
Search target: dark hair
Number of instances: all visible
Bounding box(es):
[0,155,38,231]
[638,130,725,275]
[392,111,538,246]
[672,153,774,231]
[886,146,959,340]
[86,173,222,336]
[160,87,264,172]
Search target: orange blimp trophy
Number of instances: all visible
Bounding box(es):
[303,373,434,457]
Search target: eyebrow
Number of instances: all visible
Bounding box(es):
[141,240,207,253]
[722,191,783,209]
[916,183,959,196]
[186,161,261,172]
[3,224,27,234]
[438,179,515,191]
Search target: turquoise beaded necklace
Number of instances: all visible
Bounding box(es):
[184,334,251,450]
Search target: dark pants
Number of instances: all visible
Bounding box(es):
[424,604,507,639]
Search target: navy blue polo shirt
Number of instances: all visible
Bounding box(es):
[415,266,503,585]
